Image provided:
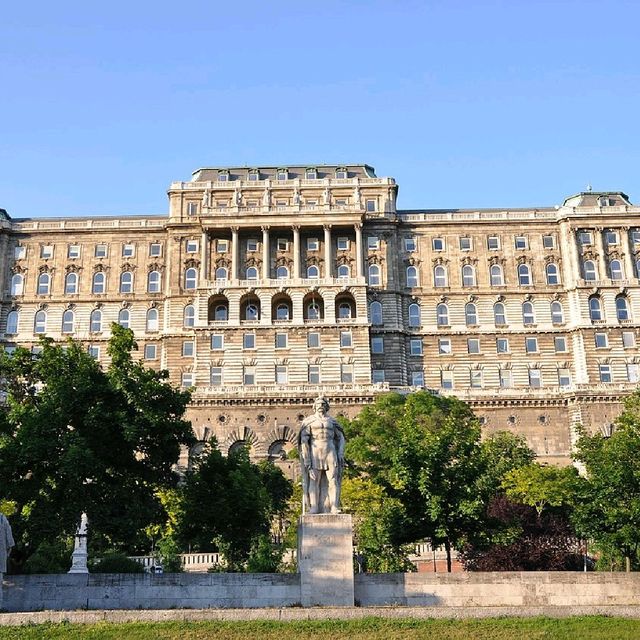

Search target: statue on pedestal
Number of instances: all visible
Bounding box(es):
[298,397,346,514]
[68,512,89,574]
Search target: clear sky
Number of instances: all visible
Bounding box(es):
[1,1,639,218]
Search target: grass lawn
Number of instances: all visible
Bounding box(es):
[1,617,640,640]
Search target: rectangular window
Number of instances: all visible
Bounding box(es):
[496,338,509,353]
[499,369,513,388]
[181,373,194,388]
[627,364,640,383]
[305,170,317,180]
[341,364,354,384]
[243,366,256,385]
[440,370,454,389]
[335,198,347,206]
[247,238,258,252]
[487,236,500,250]
[275,365,288,384]
[308,332,320,348]
[14,245,26,259]
[432,238,445,251]
[365,199,377,212]
[554,336,567,353]
[525,337,538,353]
[605,231,619,245]
[340,331,353,348]
[308,365,321,384]
[211,334,223,350]
[88,345,100,359]
[275,333,288,349]
[68,245,81,259]
[410,338,423,356]
[404,237,417,252]
[186,240,199,253]
[412,371,425,387]
[144,344,157,360]
[216,201,227,209]
[367,236,379,250]
[187,202,198,215]
[467,338,480,354]
[632,230,640,245]
[439,338,452,354]
[122,244,135,257]
[578,231,593,245]
[459,237,472,251]
[41,245,54,259]
[528,369,542,388]
[623,331,636,348]
[243,333,256,350]
[95,244,108,258]
[307,238,319,251]
[595,333,609,349]
[515,236,528,250]
[182,341,194,357]
[599,364,612,383]
[542,235,555,249]
[276,200,288,207]
[558,368,571,387]
[248,172,258,181]
[149,242,162,257]
[216,239,228,253]
[371,336,384,354]
[470,370,483,388]
[337,237,349,250]
[218,173,228,182]
[209,367,222,386]
[277,238,288,251]
[372,369,385,384]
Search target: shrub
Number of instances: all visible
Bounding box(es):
[89,551,145,573]
[23,539,73,574]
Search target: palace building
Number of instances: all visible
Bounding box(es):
[1,165,639,467]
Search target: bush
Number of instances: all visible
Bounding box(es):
[246,534,283,573]
[23,539,73,574]
[89,551,145,573]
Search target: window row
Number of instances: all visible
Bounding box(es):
[432,300,566,327]
[423,234,557,253]
[582,259,638,282]
[15,242,164,261]
[588,295,632,323]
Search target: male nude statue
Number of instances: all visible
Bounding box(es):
[298,396,346,514]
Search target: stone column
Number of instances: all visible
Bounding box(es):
[622,227,635,280]
[354,223,363,278]
[231,227,239,281]
[262,226,270,281]
[200,230,209,284]
[324,225,332,279]
[595,227,606,280]
[293,225,301,279]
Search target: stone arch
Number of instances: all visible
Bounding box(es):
[223,425,264,456]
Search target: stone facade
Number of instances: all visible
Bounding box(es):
[1,167,639,466]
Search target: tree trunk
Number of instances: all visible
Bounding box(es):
[626,556,631,572]
[445,538,452,573]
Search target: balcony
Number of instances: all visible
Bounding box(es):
[194,382,390,398]
[202,277,366,289]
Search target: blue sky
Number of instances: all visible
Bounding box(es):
[1,1,639,217]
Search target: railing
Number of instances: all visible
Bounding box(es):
[12,217,165,231]
[203,277,365,288]
[194,382,389,396]
[170,177,396,190]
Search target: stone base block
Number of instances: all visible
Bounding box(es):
[298,513,354,607]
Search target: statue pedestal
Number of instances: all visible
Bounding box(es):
[297,513,354,607]
[68,535,88,574]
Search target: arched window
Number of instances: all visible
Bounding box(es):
[546,263,559,285]
[6,310,19,334]
[37,272,50,295]
[518,264,531,286]
[609,259,624,281]
[118,308,130,329]
[462,265,476,287]
[120,271,133,294]
[494,302,506,325]
[522,301,535,324]
[370,301,383,325]
[146,308,159,332]
[92,272,105,294]
[10,273,24,296]
[434,265,447,287]
[184,268,197,290]
[616,296,630,321]
[406,266,419,287]
[245,303,260,321]
[61,310,75,334]
[369,264,380,285]
[276,303,290,321]
[583,260,597,281]
[34,310,46,334]
[436,303,449,326]
[551,301,564,324]
[214,304,228,321]
[147,271,161,293]
[337,264,350,279]
[408,303,420,327]
[338,302,352,319]
[465,302,478,325]
[215,267,228,280]
[490,264,504,287]
[246,266,258,280]
[589,296,602,322]
[90,309,102,333]
[276,266,289,279]
[183,304,195,327]
[65,272,78,295]
[306,301,320,320]
[307,265,320,279]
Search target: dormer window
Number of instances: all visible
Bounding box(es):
[599,196,612,207]
[248,169,260,182]
[305,168,317,180]
[335,167,348,179]
[277,168,289,181]
[218,170,230,182]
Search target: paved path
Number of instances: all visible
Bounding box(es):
[3,605,640,626]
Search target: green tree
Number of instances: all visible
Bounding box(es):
[0,326,194,571]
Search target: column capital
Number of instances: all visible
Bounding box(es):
[261,225,271,232]
[231,226,240,233]
[354,222,363,230]
[292,224,301,232]
[323,224,332,231]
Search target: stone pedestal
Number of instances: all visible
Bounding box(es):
[68,535,88,574]
[298,513,354,607]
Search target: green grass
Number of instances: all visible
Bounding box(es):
[1,617,640,640]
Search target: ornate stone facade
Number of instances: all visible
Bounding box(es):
[1,167,639,467]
